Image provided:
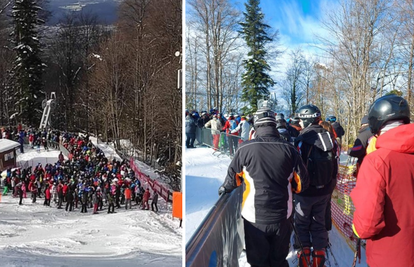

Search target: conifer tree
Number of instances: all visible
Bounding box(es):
[11,0,45,125]
[240,0,274,113]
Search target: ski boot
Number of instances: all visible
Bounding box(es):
[298,247,311,267]
[312,249,326,267]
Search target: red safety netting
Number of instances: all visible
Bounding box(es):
[129,157,173,202]
[331,160,359,251]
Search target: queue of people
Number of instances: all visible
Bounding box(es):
[2,131,160,214]
[185,108,309,156]
[217,94,413,267]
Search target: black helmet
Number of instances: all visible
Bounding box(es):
[276,113,285,120]
[296,104,321,128]
[276,118,287,129]
[368,94,410,135]
[290,117,300,126]
[253,108,276,127]
[326,115,336,123]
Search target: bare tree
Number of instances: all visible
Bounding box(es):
[319,0,394,147]
[187,0,242,112]
[281,49,305,115]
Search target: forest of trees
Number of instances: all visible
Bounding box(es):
[0,0,182,190]
[186,0,414,148]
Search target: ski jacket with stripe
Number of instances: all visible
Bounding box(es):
[294,124,338,197]
[221,126,310,225]
[351,123,414,267]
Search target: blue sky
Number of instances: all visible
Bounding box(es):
[233,0,337,59]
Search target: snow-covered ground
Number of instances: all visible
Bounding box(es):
[185,147,368,267]
[89,136,122,162]
[0,145,182,267]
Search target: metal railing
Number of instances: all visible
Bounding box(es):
[196,127,244,156]
[186,186,244,267]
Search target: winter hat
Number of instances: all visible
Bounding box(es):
[253,108,276,127]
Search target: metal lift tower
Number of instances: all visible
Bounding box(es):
[39,92,56,130]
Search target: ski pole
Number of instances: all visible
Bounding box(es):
[290,219,311,267]
[351,238,361,267]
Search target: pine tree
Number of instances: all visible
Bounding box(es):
[240,0,275,113]
[11,0,45,126]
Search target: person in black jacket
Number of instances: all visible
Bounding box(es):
[219,106,309,267]
[348,115,373,173]
[295,105,339,267]
[16,182,23,205]
[276,118,293,143]
[151,191,159,212]
[66,189,74,212]
[81,188,88,213]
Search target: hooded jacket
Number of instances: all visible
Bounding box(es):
[221,126,309,224]
[295,124,338,197]
[350,123,414,267]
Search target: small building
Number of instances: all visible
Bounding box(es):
[0,139,20,171]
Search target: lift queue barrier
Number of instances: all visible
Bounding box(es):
[197,127,243,157]
[186,186,244,267]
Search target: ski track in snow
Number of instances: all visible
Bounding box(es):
[0,146,182,267]
[186,147,368,267]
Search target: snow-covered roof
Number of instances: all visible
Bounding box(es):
[0,139,20,153]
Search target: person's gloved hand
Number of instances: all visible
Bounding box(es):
[218,186,227,196]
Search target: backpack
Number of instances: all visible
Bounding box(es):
[229,120,237,131]
[306,145,336,188]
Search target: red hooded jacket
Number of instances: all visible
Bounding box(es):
[351,123,414,267]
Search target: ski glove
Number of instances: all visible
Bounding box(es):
[218,186,227,196]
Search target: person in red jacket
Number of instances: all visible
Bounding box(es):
[44,184,51,206]
[222,114,239,156]
[124,186,132,210]
[142,188,150,210]
[351,94,414,267]
[62,182,68,202]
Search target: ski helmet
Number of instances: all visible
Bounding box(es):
[253,108,276,127]
[368,94,410,135]
[276,119,287,129]
[276,113,285,120]
[325,115,336,123]
[296,104,321,128]
[290,117,301,126]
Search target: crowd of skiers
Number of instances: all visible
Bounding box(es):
[1,132,159,214]
[185,107,345,155]
[1,125,60,153]
[215,94,413,267]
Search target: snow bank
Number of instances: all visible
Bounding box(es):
[0,195,182,267]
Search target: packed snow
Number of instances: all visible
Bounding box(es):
[0,144,182,267]
[185,146,368,266]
